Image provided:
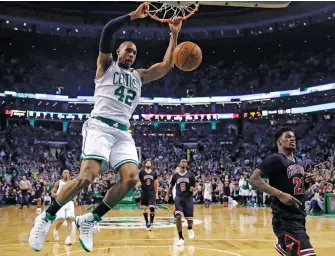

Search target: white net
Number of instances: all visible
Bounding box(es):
[146,2,199,22]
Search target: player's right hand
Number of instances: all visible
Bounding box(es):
[130,3,148,20]
[279,192,302,208]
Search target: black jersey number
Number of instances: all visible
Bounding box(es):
[293,177,304,195]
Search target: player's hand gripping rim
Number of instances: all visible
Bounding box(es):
[169,17,183,35]
[277,191,302,209]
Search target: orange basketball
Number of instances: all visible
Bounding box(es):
[173,41,202,72]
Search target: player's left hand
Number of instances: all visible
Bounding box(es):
[169,17,182,35]
[305,172,317,183]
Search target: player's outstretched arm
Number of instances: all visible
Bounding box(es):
[250,169,302,208]
[250,169,280,197]
[96,3,148,78]
[137,17,182,84]
[51,181,59,198]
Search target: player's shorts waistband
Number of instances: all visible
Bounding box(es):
[92,116,128,131]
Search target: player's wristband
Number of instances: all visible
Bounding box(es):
[276,191,282,199]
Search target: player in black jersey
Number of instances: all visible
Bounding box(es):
[34,180,46,208]
[250,127,316,256]
[139,159,158,230]
[165,159,196,246]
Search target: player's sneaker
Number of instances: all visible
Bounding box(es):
[188,229,195,239]
[53,228,59,241]
[29,212,56,251]
[75,213,101,252]
[176,239,185,246]
[64,236,72,245]
[146,222,151,231]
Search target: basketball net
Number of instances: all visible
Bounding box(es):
[144,1,291,23]
[144,1,199,23]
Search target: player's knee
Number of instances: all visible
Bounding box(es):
[150,207,155,213]
[175,214,182,220]
[78,160,100,185]
[119,163,139,187]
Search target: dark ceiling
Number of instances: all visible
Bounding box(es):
[2,1,296,18]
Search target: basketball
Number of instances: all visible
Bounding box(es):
[173,41,202,71]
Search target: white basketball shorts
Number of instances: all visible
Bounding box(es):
[56,201,75,220]
[240,189,250,196]
[204,192,212,201]
[250,190,257,197]
[81,117,139,173]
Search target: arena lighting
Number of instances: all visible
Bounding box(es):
[3,82,335,104]
[23,23,26,26]
[291,102,335,114]
[57,27,60,31]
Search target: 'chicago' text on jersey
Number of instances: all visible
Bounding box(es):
[176,177,190,185]
[287,164,305,178]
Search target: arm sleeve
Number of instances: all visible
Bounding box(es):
[99,14,131,54]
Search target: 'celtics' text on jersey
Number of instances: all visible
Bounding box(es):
[91,61,142,128]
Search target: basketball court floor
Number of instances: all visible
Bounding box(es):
[0,204,334,255]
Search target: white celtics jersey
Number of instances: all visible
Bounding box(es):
[91,61,142,128]
[56,179,68,195]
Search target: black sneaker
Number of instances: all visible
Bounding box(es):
[146,222,151,231]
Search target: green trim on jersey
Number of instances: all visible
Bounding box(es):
[113,159,139,171]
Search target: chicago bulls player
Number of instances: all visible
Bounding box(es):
[250,127,316,256]
[165,159,196,246]
[139,159,158,230]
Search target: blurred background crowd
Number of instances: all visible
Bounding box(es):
[0,118,334,213]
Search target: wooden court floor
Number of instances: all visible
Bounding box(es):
[0,204,334,256]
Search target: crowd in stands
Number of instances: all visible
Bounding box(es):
[2,24,335,98]
[0,116,334,213]
[0,23,335,213]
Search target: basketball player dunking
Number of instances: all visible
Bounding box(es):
[165,159,196,246]
[51,170,75,245]
[139,159,158,230]
[29,3,182,252]
[250,127,317,256]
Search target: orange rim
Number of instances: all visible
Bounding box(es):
[144,1,199,23]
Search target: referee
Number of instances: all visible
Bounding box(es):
[19,175,31,209]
